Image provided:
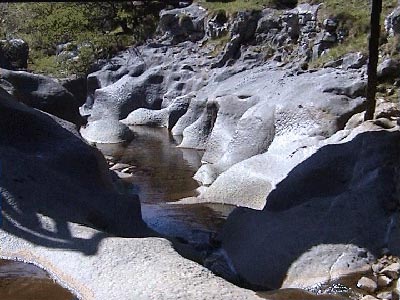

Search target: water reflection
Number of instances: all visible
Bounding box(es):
[0,259,77,300]
[96,126,235,242]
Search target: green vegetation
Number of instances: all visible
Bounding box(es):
[309,0,398,67]
[197,0,398,66]
[197,0,278,15]
[0,2,161,77]
[1,0,399,76]
[206,33,231,57]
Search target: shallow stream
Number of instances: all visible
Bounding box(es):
[0,126,363,299]
[96,126,236,244]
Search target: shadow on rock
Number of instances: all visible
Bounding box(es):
[221,130,400,289]
[0,87,154,255]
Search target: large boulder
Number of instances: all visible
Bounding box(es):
[86,67,166,122]
[0,39,29,70]
[0,86,264,300]
[83,54,146,114]
[81,40,209,144]
[58,75,88,106]
[221,124,400,290]
[0,68,83,125]
[80,119,134,144]
[158,4,207,44]
[0,87,146,237]
[377,58,400,80]
[176,66,366,200]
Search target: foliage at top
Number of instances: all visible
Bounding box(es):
[0,2,164,77]
[309,0,398,66]
[197,0,295,15]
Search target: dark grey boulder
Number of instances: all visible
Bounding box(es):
[59,75,87,106]
[158,4,206,44]
[0,87,147,238]
[0,39,29,70]
[221,129,400,290]
[342,52,367,69]
[0,68,83,125]
[256,9,281,34]
[378,58,400,80]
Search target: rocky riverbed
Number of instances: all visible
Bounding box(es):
[1,1,400,299]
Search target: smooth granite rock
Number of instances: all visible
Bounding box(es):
[0,68,83,125]
[220,125,400,289]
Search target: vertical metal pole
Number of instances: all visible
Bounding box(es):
[364,0,382,121]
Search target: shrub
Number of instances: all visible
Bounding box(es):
[0,2,162,77]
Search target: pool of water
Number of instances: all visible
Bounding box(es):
[96,126,236,243]
[0,259,77,300]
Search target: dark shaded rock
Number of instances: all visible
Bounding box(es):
[342,52,367,69]
[158,4,206,44]
[323,18,338,33]
[222,130,400,289]
[59,76,87,106]
[281,12,300,40]
[0,39,29,70]
[0,87,147,237]
[256,10,281,34]
[0,68,83,125]
[378,58,400,80]
[323,79,367,98]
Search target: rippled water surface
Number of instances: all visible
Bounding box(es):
[0,259,76,300]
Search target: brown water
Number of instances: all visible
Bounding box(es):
[0,126,359,300]
[0,259,77,300]
[96,126,364,300]
[96,126,236,243]
[0,126,233,300]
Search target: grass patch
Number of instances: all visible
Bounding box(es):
[206,33,232,57]
[307,0,398,67]
[196,0,280,15]
[28,52,63,77]
[0,2,159,77]
[309,35,368,68]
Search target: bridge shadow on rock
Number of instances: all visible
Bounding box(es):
[221,129,400,290]
[0,87,154,256]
